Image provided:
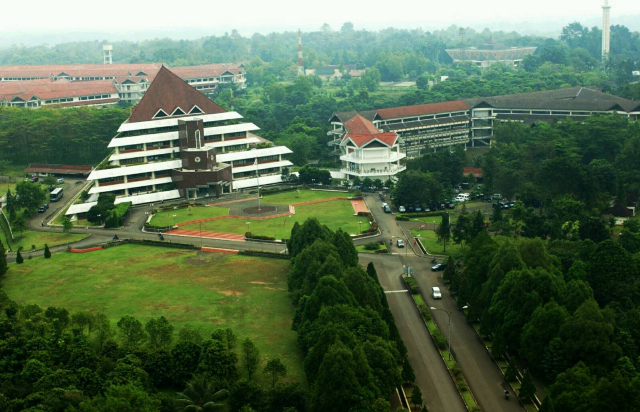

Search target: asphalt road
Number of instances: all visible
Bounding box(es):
[367,193,523,412]
[360,254,467,412]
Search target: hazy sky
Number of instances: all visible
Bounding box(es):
[1,0,637,35]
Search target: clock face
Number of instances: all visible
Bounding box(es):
[194,156,201,163]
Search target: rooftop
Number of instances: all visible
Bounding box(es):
[0,79,117,102]
[127,66,227,123]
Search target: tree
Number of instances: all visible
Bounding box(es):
[436,213,451,251]
[519,372,537,400]
[43,244,51,258]
[0,241,6,277]
[411,386,423,408]
[145,316,174,349]
[94,313,114,350]
[341,22,354,32]
[176,374,229,412]
[14,181,46,214]
[43,175,57,186]
[117,316,147,349]
[15,249,23,264]
[77,383,160,412]
[198,339,238,382]
[242,338,260,379]
[62,216,73,233]
[264,358,287,388]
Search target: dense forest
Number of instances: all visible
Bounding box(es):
[397,112,640,412]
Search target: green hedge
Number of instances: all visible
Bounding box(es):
[404,276,420,294]
[397,211,446,219]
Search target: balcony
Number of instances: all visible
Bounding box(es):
[340,153,406,164]
[340,164,406,177]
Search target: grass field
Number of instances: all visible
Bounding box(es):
[411,228,462,256]
[150,206,229,227]
[150,190,365,237]
[0,182,16,198]
[0,225,88,252]
[182,199,365,237]
[3,245,305,383]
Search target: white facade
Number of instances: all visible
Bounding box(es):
[340,138,406,181]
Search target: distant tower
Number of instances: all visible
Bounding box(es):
[602,0,611,59]
[297,29,304,76]
[459,28,466,48]
[103,45,113,65]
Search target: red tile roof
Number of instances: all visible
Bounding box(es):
[25,163,93,175]
[342,114,398,148]
[463,167,484,177]
[376,100,470,119]
[171,63,244,79]
[0,79,117,101]
[344,114,381,134]
[127,66,227,123]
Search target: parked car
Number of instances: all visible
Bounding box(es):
[381,202,388,210]
[408,205,415,212]
[398,206,406,213]
[56,178,65,184]
[43,203,49,210]
[383,205,391,213]
[75,180,83,185]
[492,193,502,200]
[431,263,447,271]
[379,193,385,201]
[396,239,405,248]
[447,203,455,209]
[38,207,46,213]
[415,206,423,212]
[31,176,39,183]
[431,287,442,299]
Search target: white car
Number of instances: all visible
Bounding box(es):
[399,206,406,213]
[381,202,388,210]
[431,287,442,299]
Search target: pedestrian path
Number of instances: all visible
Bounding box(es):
[350,199,369,214]
[165,228,245,241]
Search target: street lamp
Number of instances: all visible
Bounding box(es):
[246,221,250,235]
[358,221,362,234]
[283,215,291,241]
[430,305,469,360]
[172,214,177,227]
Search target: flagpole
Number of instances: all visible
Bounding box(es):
[256,156,261,211]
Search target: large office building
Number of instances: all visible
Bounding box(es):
[329,87,640,159]
[66,67,290,218]
[0,63,246,107]
[445,44,537,68]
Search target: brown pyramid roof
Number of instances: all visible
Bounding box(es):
[128,65,227,123]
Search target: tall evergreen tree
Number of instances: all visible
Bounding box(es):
[0,240,7,277]
[43,244,51,259]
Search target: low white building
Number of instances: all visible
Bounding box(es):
[339,114,406,181]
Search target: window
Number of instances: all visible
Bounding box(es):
[195,130,201,149]
[189,105,203,114]
[172,107,186,116]
[153,109,168,119]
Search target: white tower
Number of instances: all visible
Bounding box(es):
[602,0,611,60]
[103,45,113,65]
[297,30,304,76]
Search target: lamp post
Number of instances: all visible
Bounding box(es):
[172,214,177,228]
[200,221,203,248]
[283,215,291,242]
[430,305,468,360]
[358,221,362,234]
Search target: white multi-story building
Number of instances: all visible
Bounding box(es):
[66,67,290,219]
[339,114,406,181]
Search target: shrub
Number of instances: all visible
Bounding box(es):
[457,381,468,392]
[374,249,389,254]
[16,250,23,264]
[452,365,463,380]
[419,305,432,321]
[43,244,51,259]
[245,232,276,241]
[404,276,420,294]
[396,216,410,221]
[432,328,447,350]
[364,242,380,251]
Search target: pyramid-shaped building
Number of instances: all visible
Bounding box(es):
[67,67,291,218]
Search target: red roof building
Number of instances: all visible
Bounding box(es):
[25,163,93,176]
[339,114,406,181]
[0,78,119,108]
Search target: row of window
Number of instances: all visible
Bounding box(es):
[234,167,281,178]
[79,94,113,101]
[116,120,240,139]
[383,111,469,125]
[44,98,73,104]
[231,155,279,166]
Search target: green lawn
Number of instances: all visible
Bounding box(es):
[1,228,88,252]
[4,245,305,384]
[411,229,462,256]
[150,206,229,227]
[0,182,16,198]
[182,199,366,238]
[260,189,351,205]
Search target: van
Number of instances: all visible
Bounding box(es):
[57,178,65,184]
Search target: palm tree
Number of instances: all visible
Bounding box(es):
[177,374,229,412]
